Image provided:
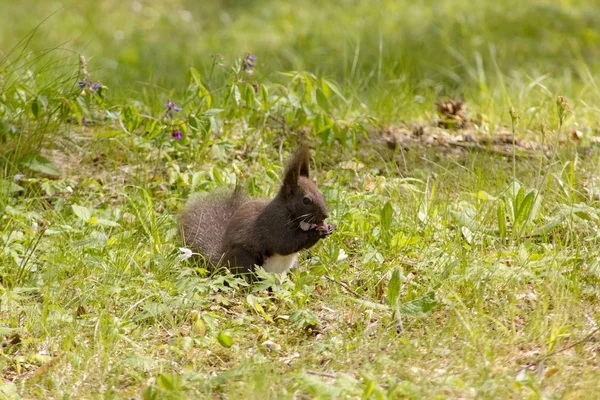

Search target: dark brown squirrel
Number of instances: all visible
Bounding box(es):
[179,144,334,276]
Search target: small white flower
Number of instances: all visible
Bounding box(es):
[178,247,194,261]
[336,248,348,262]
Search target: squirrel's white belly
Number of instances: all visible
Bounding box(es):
[263,253,298,274]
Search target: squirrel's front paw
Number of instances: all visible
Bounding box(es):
[316,222,335,237]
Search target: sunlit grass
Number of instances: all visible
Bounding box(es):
[2,0,600,398]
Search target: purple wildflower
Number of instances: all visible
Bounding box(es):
[242,53,257,74]
[77,81,86,88]
[91,83,101,91]
[166,100,182,112]
[172,130,183,140]
[166,100,181,111]
[165,100,182,119]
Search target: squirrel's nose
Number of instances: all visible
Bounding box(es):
[322,210,330,220]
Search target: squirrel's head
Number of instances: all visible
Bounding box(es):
[279,144,330,226]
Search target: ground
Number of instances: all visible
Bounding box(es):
[2,1,600,399]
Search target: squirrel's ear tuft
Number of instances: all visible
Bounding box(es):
[283,143,310,188]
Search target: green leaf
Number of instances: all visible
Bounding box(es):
[21,155,60,177]
[386,269,401,306]
[0,180,24,194]
[31,95,49,118]
[531,205,591,236]
[204,108,224,116]
[316,88,330,112]
[533,216,563,236]
[31,99,39,118]
[289,309,321,331]
[0,382,18,399]
[187,67,212,108]
[259,85,269,109]
[156,374,176,391]
[94,218,121,227]
[390,232,421,248]
[514,187,525,217]
[322,78,347,104]
[246,294,273,322]
[515,190,536,225]
[380,202,393,231]
[320,78,332,99]
[0,327,21,335]
[72,204,92,222]
[474,190,497,201]
[529,192,543,222]
[397,291,437,316]
[244,84,255,107]
[217,332,233,348]
[449,208,482,232]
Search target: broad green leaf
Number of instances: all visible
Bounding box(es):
[449,209,482,232]
[0,327,21,335]
[390,232,421,248]
[289,309,321,330]
[320,78,332,99]
[0,180,24,194]
[187,67,203,86]
[260,85,269,109]
[156,374,176,391]
[474,190,497,201]
[531,205,594,236]
[316,88,330,112]
[72,204,92,222]
[94,218,120,227]
[244,84,255,107]
[217,332,233,348]
[31,99,39,118]
[22,155,60,177]
[230,84,241,106]
[204,108,224,115]
[386,269,401,306]
[515,191,536,224]
[461,226,473,244]
[529,192,543,221]
[514,187,525,218]
[533,214,565,236]
[0,382,18,399]
[322,78,348,104]
[397,291,437,316]
[380,202,393,231]
[497,200,506,242]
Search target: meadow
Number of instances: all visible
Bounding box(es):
[2,0,600,398]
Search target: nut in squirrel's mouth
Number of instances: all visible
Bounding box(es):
[299,220,326,231]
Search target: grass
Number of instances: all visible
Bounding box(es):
[2,0,600,398]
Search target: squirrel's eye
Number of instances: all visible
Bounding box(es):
[302,196,312,205]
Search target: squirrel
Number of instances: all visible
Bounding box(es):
[179,144,334,277]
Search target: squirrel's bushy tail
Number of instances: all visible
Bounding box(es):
[179,187,246,265]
